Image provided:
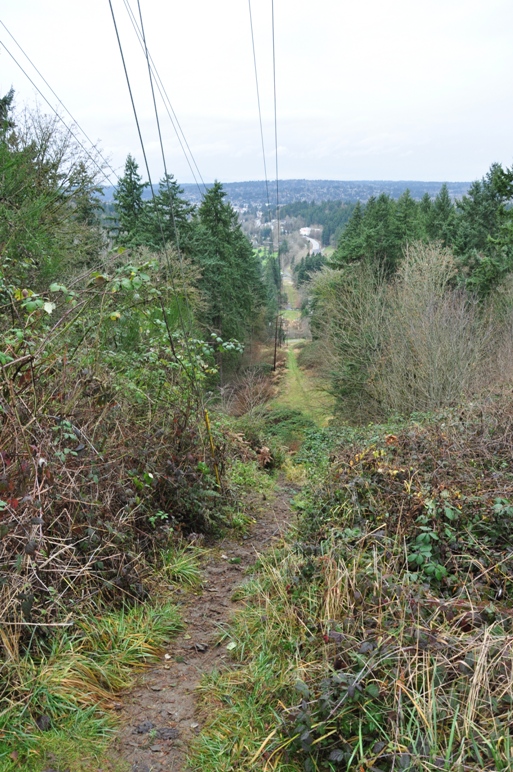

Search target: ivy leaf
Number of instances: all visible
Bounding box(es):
[365,682,380,698]
[43,302,56,315]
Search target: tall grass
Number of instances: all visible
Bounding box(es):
[190,530,513,771]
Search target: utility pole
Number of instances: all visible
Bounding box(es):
[273,313,279,371]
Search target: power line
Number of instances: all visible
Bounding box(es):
[134,0,187,269]
[0,25,119,187]
[271,0,283,371]
[108,0,221,486]
[107,0,200,376]
[106,0,153,194]
[271,0,280,266]
[122,0,206,196]
[247,0,272,225]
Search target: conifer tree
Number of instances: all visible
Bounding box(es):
[330,201,365,267]
[146,173,194,251]
[112,154,148,247]
[426,183,456,245]
[192,182,265,341]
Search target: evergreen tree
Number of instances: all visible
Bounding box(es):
[112,154,148,247]
[330,201,365,267]
[146,173,194,251]
[455,165,506,255]
[393,189,424,245]
[419,192,432,220]
[427,183,456,245]
[0,87,15,135]
[361,193,398,273]
[333,195,399,273]
[294,253,326,286]
[454,164,513,294]
[192,181,265,341]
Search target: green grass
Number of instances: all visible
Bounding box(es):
[282,275,300,312]
[161,544,204,587]
[0,602,182,771]
[190,548,305,771]
[271,347,333,427]
[189,523,513,771]
[282,309,300,322]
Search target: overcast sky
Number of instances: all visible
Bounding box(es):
[1,0,512,185]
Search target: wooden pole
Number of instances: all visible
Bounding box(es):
[273,313,279,371]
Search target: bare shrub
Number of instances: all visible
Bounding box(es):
[223,367,274,416]
[312,243,508,419]
[374,243,492,414]
[310,262,387,420]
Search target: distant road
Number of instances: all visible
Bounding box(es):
[299,227,321,254]
[304,235,321,254]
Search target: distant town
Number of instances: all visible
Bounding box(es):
[102,178,471,209]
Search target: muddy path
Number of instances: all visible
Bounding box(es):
[111,479,296,772]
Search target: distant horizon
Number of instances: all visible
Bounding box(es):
[100,178,472,207]
[102,177,473,187]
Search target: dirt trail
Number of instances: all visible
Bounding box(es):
[112,480,296,772]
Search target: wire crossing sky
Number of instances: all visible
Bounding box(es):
[1,0,512,183]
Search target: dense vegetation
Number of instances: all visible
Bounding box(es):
[299,163,513,421]
[294,253,327,286]
[192,400,513,771]
[4,83,513,772]
[0,93,272,768]
[331,167,513,294]
[188,164,513,772]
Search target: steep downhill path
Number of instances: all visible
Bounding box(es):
[111,483,295,772]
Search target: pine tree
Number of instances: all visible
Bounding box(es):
[0,88,15,135]
[393,189,424,245]
[426,184,456,245]
[112,154,148,247]
[362,194,398,273]
[146,173,194,251]
[455,164,513,294]
[330,201,365,267]
[192,181,265,341]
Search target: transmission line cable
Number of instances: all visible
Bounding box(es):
[0,41,117,187]
[134,0,190,299]
[271,0,282,370]
[108,0,221,485]
[247,0,272,227]
[271,0,281,269]
[134,0,211,386]
[132,0,228,486]
[122,0,206,196]
[0,25,118,185]
[0,20,120,183]
[107,4,201,384]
